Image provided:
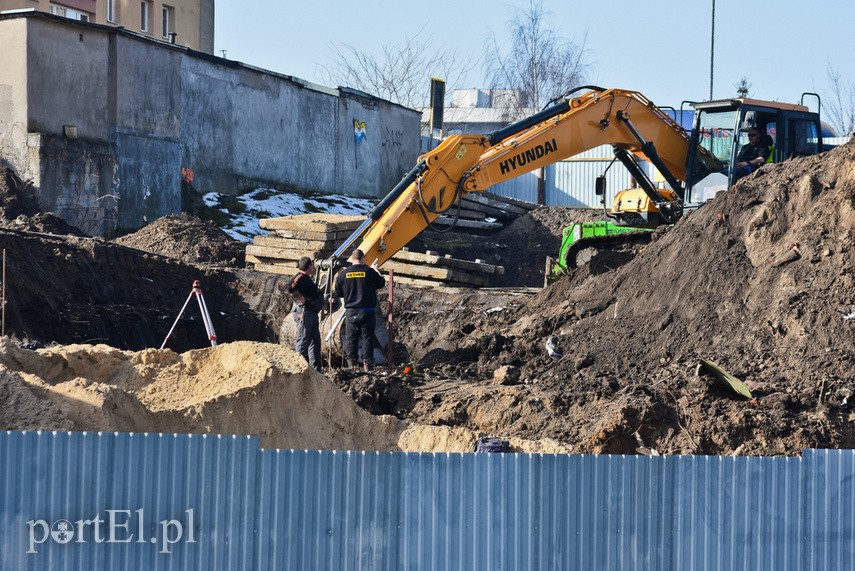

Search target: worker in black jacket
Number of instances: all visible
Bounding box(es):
[333,248,385,371]
[290,256,324,372]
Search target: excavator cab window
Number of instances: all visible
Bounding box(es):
[787,119,820,156]
[741,110,758,131]
[685,109,735,203]
[697,109,737,164]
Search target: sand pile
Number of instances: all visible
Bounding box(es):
[0,338,568,453]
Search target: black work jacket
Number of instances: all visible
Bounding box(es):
[333,263,385,309]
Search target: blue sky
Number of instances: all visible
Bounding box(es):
[215,1,854,112]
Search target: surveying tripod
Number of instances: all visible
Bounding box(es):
[160,280,218,349]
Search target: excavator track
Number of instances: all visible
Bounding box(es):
[563,230,653,269]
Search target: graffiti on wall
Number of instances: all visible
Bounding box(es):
[383,127,404,149]
[353,119,367,168]
[353,120,367,144]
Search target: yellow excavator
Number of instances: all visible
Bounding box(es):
[320,86,828,281]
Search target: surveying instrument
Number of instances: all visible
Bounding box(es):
[160,280,218,349]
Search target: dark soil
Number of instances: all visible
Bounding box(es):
[387,141,855,456]
[114,213,245,267]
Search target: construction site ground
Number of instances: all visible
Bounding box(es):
[2,140,855,456]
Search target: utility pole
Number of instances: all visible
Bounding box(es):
[709,0,715,99]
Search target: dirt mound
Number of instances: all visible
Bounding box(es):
[5,140,855,458]
[0,229,283,350]
[390,140,855,456]
[114,213,245,267]
[0,167,86,235]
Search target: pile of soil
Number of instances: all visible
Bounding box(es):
[389,140,855,456]
[114,213,245,267]
[0,168,86,235]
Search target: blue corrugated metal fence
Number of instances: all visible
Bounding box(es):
[1,431,853,569]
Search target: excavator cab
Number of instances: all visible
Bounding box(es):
[684,97,824,203]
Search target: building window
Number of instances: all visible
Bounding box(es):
[162,5,175,39]
[140,1,149,32]
[50,5,91,22]
[107,0,116,23]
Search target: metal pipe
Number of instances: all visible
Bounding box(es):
[486,100,570,146]
[2,248,5,337]
[386,270,394,374]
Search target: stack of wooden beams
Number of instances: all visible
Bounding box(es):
[245,214,362,274]
[245,213,505,287]
[435,191,538,231]
[385,248,504,288]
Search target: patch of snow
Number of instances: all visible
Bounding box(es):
[203,188,374,241]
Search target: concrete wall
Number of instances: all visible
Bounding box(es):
[0,18,30,176]
[0,13,421,236]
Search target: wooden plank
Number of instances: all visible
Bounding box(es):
[453,208,487,221]
[247,260,301,276]
[464,192,530,216]
[268,228,357,241]
[391,276,440,288]
[459,197,518,221]
[481,190,539,210]
[247,244,335,261]
[391,250,504,275]
[253,234,341,251]
[393,275,485,289]
[246,253,299,266]
[434,216,504,231]
[259,213,364,232]
[381,260,490,286]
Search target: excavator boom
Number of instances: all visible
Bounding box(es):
[332,88,701,268]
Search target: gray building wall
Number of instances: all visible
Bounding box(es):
[0,18,30,174]
[0,13,421,236]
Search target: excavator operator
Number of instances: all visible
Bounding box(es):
[734,127,773,180]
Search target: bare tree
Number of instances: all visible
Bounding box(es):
[484,0,590,118]
[826,64,855,137]
[321,30,473,110]
[734,77,751,98]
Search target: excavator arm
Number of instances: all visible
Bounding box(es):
[330,87,705,268]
